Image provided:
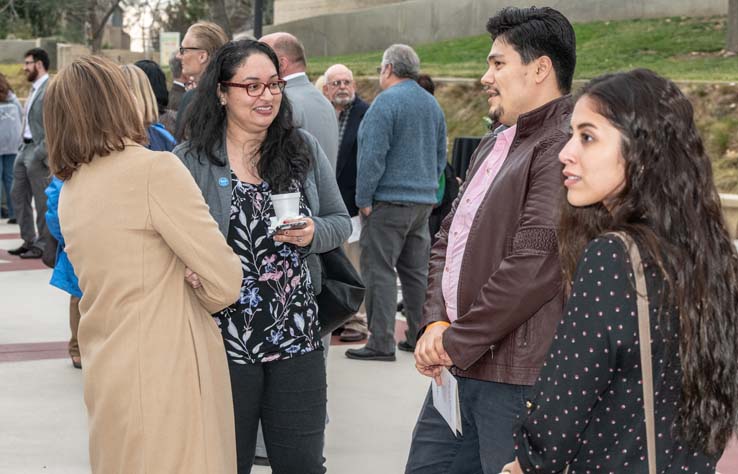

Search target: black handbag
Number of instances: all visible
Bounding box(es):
[316,246,366,337]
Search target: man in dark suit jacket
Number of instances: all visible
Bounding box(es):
[323,64,368,217]
[321,64,370,342]
[167,52,186,112]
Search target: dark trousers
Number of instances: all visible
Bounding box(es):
[405,377,532,474]
[0,153,15,218]
[229,350,327,474]
[360,202,433,353]
[11,144,51,250]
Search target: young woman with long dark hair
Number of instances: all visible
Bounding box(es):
[174,39,350,474]
[503,69,738,473]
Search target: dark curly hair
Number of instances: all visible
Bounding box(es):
[486,6,576,94]
[181,39,311,193]
[559,68,738,454]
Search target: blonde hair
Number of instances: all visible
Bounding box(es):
[120,64,158,127]
[44,55,147,180]
[187,21,229,57]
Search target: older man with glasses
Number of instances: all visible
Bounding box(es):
[321,63,370,343]
[346,44,447,362]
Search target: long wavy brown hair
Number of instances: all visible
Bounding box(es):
[559,69,738,454]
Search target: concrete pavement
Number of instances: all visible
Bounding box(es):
[1,219,737,473]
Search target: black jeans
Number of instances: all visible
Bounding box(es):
[229,350,327,474]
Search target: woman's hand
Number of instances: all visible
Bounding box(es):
[185,267,202,289]
[273,217,315,247]
[500,459,523,474]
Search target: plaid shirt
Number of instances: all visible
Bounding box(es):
[337,101,354,147]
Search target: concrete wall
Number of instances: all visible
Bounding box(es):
[274,0,407,24]
[721,194,738,239]
[0,40,41,64]
[264,0,727,57]
[0,39,59,69]
[57,44,147,70]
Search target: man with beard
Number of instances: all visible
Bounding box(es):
[9,48,51,259]
[406,7,575,473]
[321,63,369,342]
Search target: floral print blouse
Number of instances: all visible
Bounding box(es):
[514,236,720,473]
[214,173,322,364]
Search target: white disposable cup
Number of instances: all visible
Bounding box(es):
[272,192,300,222]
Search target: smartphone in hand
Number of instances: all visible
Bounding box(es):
[275,220,307,232]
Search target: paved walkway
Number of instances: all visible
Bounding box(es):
[1,220,737,473]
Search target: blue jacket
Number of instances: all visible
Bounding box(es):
[45,177,82,297]
[147,123,176,152]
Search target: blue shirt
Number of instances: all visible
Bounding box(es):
[355,80,447,208]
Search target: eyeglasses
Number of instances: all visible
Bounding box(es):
[328,79,352,88]
[376,66,383,74]
[179,46,204,55]
[220,80,287,97]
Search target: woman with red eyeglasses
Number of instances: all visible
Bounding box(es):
[174,40,350,474]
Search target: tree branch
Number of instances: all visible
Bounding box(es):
[92,0,123,41]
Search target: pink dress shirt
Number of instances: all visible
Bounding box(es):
[442,125,517,322]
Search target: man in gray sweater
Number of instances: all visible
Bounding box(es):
[346,44,447,361]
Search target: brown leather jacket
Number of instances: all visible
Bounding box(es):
[422,95,572,385]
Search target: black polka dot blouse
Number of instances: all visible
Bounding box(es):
[513,237,720,473]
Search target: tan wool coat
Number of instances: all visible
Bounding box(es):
[59,143,242,474]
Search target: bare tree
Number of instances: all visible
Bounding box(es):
[88,0,124,52]
[728,0,738,54]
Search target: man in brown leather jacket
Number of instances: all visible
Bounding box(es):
[405,7,576,474]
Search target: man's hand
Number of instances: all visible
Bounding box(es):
[360,206,372,217]
[414,323,453,384]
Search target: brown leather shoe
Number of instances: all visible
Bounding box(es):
[339,328,367,342]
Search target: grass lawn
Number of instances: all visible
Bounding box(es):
[308,16,738,81]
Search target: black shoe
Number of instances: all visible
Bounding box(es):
[7,243,31,255]
[19,247,43,259]
[253,455,270,466]
[397,340,415,352]
[6,218,16,224]
[345,347,396,361]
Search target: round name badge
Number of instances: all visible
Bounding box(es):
[218,177,229,187]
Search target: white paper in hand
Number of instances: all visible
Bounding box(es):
[348,216,362,243]
[431,368,462,437]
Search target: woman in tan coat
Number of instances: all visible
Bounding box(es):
[43,55,243,473]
